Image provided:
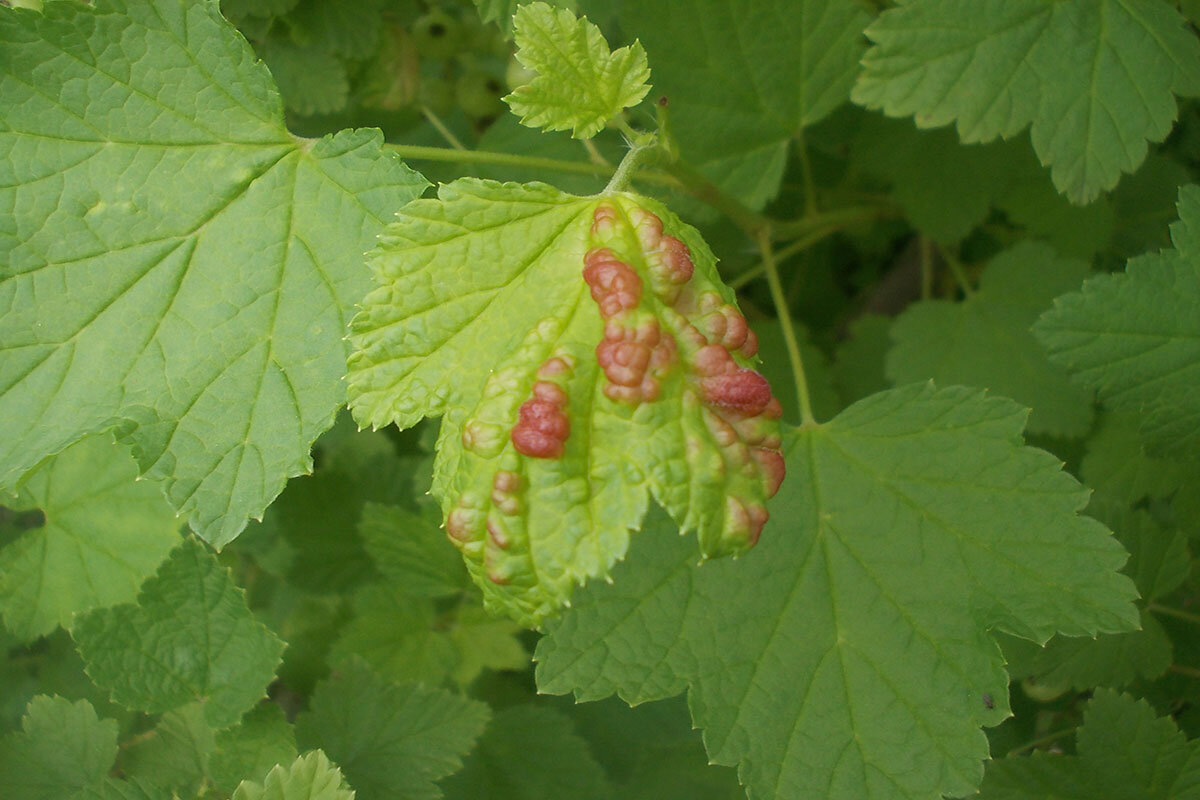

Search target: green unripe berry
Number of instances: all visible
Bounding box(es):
[455,69,505,119]
[411,9,462,60]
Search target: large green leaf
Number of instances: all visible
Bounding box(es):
[72,538,285,728]
[853,0,1200,204]
[537,384,1138,800]
[1035,185,1200,458]
[887,242,1095,438]
[618,0,869,209]
[0,435,179,641]
[978,690,1200,799]
[504,2,650,138]
[0,0,428,547]
[347,179,785,624]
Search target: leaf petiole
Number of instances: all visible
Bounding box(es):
[758,227,816,426]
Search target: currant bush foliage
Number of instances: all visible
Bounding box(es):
[2,0,1199,799]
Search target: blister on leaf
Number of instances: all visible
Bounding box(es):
[347,179,784,625]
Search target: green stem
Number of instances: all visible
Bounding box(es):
[730,207,887,289]
[919,236,933,300]
[1169,664,1200,680]
[604,135,656,194]
[1150,603,1200,626]
[758,227,815,425]
[1006,726,1076,757]
[420,105,466,151]
[938,244,976,298]
[771,203,896,240]
[382,143,680,186]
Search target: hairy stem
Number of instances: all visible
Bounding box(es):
[758,227,816,425]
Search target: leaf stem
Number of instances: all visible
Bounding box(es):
[938,244,976,298]
[1006,726,1076,756]
[382,142,681,186]
[419,105,466,151]
[604,129,657,194]
[758,227,815,425]
[1149,602,1200,626]
[1169,664,1200,680]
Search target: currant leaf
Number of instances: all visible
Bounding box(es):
[853,0,1200,204]
[537,384,1139,800]
[1035,185,1200,458]
[347,179,785,625]
[0,435,179,642]
[0,0,428,547]
[0,696,118,800]
[232,751,354,800]
[504,2,651,139]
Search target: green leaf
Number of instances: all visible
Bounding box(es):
[474,0,577,33]
[0,696,118,800]
[754,319,841,423]
[621,0,869,209]
[978,690,1200,799]
[211,704,299,798]
[347,179,785,625]
[295,660,490,800]
[1099,506,1190,604]
[1081,414,1198,507]
[119,703,215,795]
[853,0,1200,204]
[832,313,892,405]
[0,0,428,547]
[260,38,350,115]
[0,435,179,641]
[537,384,1139,800]
[359,502,468,598]
[1035,185,1200,458]
[221,0,298,19]
[441,706,613,800]
[287,0,385,58]
[73,538,285,728]
[504,2,650,138]
[232,751,354,800]
[887,242,1095,437]
[1000,610,1172,691]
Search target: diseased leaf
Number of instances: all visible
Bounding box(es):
[73,538,285,728]
[441,706,613,800]
[232,751,354,800]
[504,2,650,138]
[537,384,1138,800]
[0,0,428,547]
[620,0,869,209]
[0,435,179,641]
[347,179,785,625]
[0,696,118,800]
[1036,185,1200,458]
[853,0,1200,203]
[295,660,490,800]
[888,242,1095,437]
[978,690,1200,799]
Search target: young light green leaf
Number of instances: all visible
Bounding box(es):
[622,0,869,209]
[888,242,1095,437]
[0,0,428,547]
[1036,185,1200,458]
[232,751,354,800]
[441,706,613,800]
[73,538,285,728]
[0,435,179,642]
[977,690,1200,799]
[347,179,785,625]
[0,696,118,800]
[504,2,650,138]
[211,704,299,798]
[295,660,490,800]
[537,384,1139,800]
[853,0,1200,204]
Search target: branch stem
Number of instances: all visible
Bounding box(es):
[1150,603,1200,626]
[419,105,466,151]
[758,227,815,425]
[1006,726,1076,756]
[382,143,680,186]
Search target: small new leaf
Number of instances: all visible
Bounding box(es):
[504,2,651,138]
[232,751,354,800]
[347,179,784,625]
[1035,185,1200,458]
